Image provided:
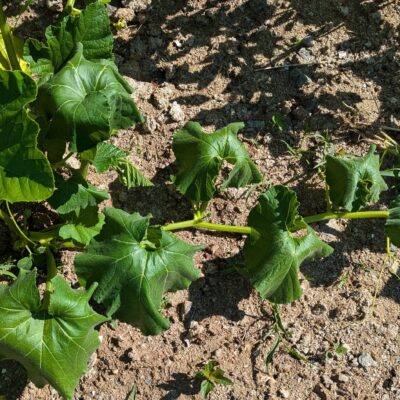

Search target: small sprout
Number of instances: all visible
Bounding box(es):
[196,361,233,399]
[271,114,285,131]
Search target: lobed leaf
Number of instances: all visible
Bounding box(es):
[115,158,153,188]
[36,44,143,158]
[48,172,109,215]
[0,271,107,400]
[172,122,263,202]
[0,70,54,203]
[241,186,333,303]
[81,142,127,173]
[385,195,400,247]
[24,2,113,76]
[75,208,201,335]
[325,145,387,211]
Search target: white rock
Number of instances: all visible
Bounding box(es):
[169,102,185,122]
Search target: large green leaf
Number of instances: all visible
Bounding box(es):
[36,44,143,158]
[48,172,109,215]
[0,271,107,400]
[75,208,201,335]
[0,70,54,203]
[385,195,400,247]
[325,145,387,211]
[24,2,113,76]
[241,186,333,303]
[172,122,263,202]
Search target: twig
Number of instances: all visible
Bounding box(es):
[254,61,324,72]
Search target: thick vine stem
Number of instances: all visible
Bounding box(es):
[0,2,20,70]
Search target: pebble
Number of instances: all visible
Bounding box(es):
[289,68,312,88]
[358,352,376,368]
[338,374,349,383]
[114,8,136,23]
[169,101,185,122]
[279,388,290,398]
[46,0,63,12]
[301,35,314,48]
[298,47,313,62]
[338,51,348,60]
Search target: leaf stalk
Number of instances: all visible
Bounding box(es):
[0,2,20,70]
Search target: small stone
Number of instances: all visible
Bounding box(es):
[298,47,313,62]
[338,374,349,383]
[169,101,185,122]
[301,35,314,48]
[1,368,6,374]
[338,51,348,60]
[291,106,309,121]
[339,6,350,16]
[358,352,376,368]
[46,0,63,12]
[173,39,183,48]
[177,301,193,321]
[111,369,119,375]
[311,303,327,315]
[289,68,312,88]
[279,388,290,398]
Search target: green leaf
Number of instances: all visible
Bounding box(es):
[24,2,113,75]
[265,337,281,366]
[36,44,143,157]
[81,142,127,173]
[48,172,109,215]
[59,207,105,246]
[172,122,263,202]
[326,145,387,211]
[75,208,201,335]
[0,70,54,203]
[200,380,214,399]
[115,158,153,188]
[385,195,400,247]
[0,271,107,400]
[241,186,333,303]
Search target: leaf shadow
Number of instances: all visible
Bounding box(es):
[0,360,27,400]
[158,372,201,399]
[187,254,252,323]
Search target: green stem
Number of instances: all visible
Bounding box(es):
[29,227,60,244]
[5,202,35,245]
[42,248,58,310]
[304,210,389,224]
[79,160,90,179]
[164,219,256,236]
[0,2,20,70]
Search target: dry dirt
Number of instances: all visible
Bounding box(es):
[1,0,400,399]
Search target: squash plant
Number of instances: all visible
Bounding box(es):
[0,1,399,399]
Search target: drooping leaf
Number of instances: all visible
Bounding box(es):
[48,171,109,215]
[115,158,153,188]
[0,70,54,203]
[385,195,400,247]
[241,186,333,303]
[59,207,105,246]
[75,208,201,335]
[24,2,113,75]
[325,145,387,211]
[81,142,127,173]
[0,32,30,72]
[0,271,107,400]
[172,122,263,202]
[36,44,144,158]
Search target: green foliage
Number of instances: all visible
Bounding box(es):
[385,195,400,247]
[196,361,233,398]
[82,142,127,173]
[75,208,201,335]
[0,70,54,203]
[114,158,153,188]
[241,186,333,303]
[24,2,113,77]
[36,44,143,158]
[0,271,106,400]
[172,122,262,202]
[326,145,387,211]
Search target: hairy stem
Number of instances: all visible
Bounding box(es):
[0,2,20,70]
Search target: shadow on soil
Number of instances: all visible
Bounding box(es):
[158,373,201,399]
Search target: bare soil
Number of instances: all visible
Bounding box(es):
[1,0,400,399]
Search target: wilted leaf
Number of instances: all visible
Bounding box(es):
[241,186,333,303]
[172,122,262,202]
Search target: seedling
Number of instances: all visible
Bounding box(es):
[196,361,233,398]
[0,1,399,399]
